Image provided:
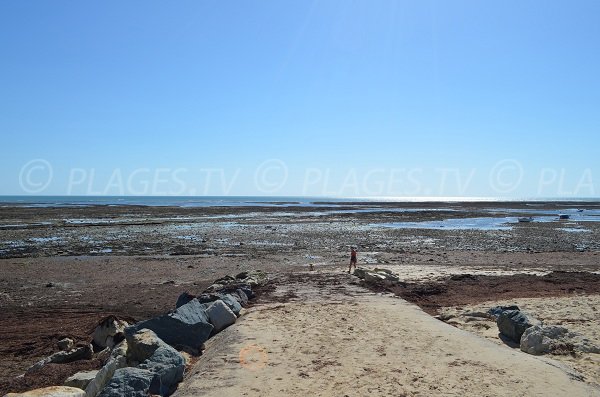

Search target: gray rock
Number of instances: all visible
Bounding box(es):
[125,299,213,353]
[220,294,243,316]
[496,310,541,343]
[231,289,248,306]
[175,292,195,309]
[520,325,569,355]
[353,267,367,279]
[85,358,119,397]
[196,293,242,315]
[126,329,185,396]
[138,346,185,395]
[28,345,93,373]
[5,386,86,397]
[57,338,74,351]
[238,285,255,299]
[97,368,161,397]
[64,370,98,390]
[487,305,520,319]
[521,325,600,355]
[363,271,388,283]
[206,300,237,333]
[92,316,129,350]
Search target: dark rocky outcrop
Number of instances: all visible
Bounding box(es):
[496,310,541,343]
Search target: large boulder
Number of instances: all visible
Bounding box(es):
[92,316,129,349]
[195,293,242,316]
[206,300,237,333]
[126,329,185,396]
[220,294,242,316]
[521,325,600,355]
[97,368,161,397]
[125,299,213,354]
[84,341,128,397]
[5,387,85,397]
[496,310,541,343]
[232,289,249,306]
[175,292,196,308]
[64,370,98,390]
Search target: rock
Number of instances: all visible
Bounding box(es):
[5,386,86,397]
[196,293,242,316]
[496,310,541,343]
[92,316,129,349]
[64,370,98,390]
[487,305,520,319]
[238,285,255,299]
[520,325,569,355]
[462,311,490,319]
[125,299,213,354]
[57,338,74,351]
[138,348,184,395]
[84,341,128,397]
[126,329,185,396]
[520,325,600,355]
[206,300,237,333]
[233,270,267,286]
[235,271,249,279]
[28,345,93,372]
[110,339,129,366]
[213,275,236,285]
[205,283,225,293]
[97,368,161,397]
[353,267,367,279]
[220,294,242,316]
[234,288,249,306]
[363,271,387,283]
[195,293,222,305]
[353,268,399,284]
[175,292,196,308]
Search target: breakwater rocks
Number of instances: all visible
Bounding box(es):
[3,270,267,397]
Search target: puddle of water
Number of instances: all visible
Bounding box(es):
[376,217,516,231]
[557,228,592,233]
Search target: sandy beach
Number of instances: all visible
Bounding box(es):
[1,200,600,395]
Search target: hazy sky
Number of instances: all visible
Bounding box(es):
[1,1,599,197]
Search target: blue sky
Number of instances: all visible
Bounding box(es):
[1,1,599,197]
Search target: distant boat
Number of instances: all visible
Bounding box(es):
[558,214,570,220]
[518,217,534,223]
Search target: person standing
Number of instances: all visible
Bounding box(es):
[349,246,357,273]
